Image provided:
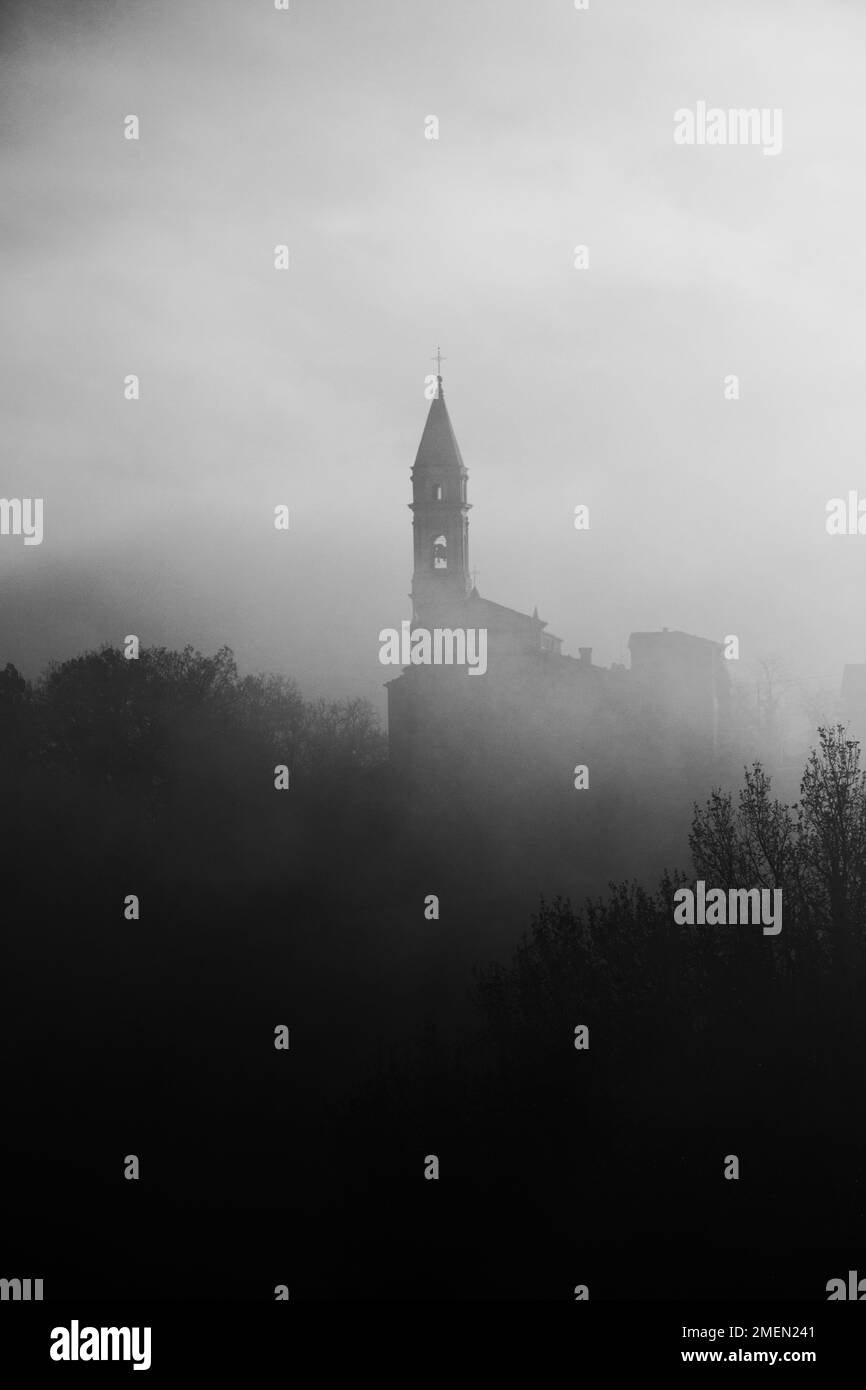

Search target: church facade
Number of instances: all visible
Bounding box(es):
[385,375,731,782]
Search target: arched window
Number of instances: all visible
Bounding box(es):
[433,483,443,501]
[433,534,448,569]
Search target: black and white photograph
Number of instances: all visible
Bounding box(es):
[2,0,865,1371]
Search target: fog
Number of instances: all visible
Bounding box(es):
[7,1,866,1307]
[3,0,866,719]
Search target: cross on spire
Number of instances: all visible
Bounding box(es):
[432,345,446,377]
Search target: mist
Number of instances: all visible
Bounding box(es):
[4,0,866,718]
[5,0,866,1327]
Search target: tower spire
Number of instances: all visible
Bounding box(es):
[431,344,446,388]
[409,367,471,622]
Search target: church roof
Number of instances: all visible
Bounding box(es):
[467,593,544,627]
[412,379,467,475]
[628,628,722,652]
[465,592,563,642]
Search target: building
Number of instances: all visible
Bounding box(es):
[385,374,729,781]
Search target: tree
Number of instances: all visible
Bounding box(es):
[755,655,789,758]
[476,726,866,1062]
[689,763,796,899]
[796,725,866,972]
[690,724,866,976]
[0,662,26,698]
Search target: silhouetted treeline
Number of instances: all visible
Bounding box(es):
[335,726,866,1296]
[1,645,388,888]
[3,648,864,1299]
[2,645,385,791]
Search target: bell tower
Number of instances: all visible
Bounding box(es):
[409,371,472,623]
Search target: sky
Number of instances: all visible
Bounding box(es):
[2,0,866,718]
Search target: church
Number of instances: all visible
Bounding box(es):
[385,372,731,784]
